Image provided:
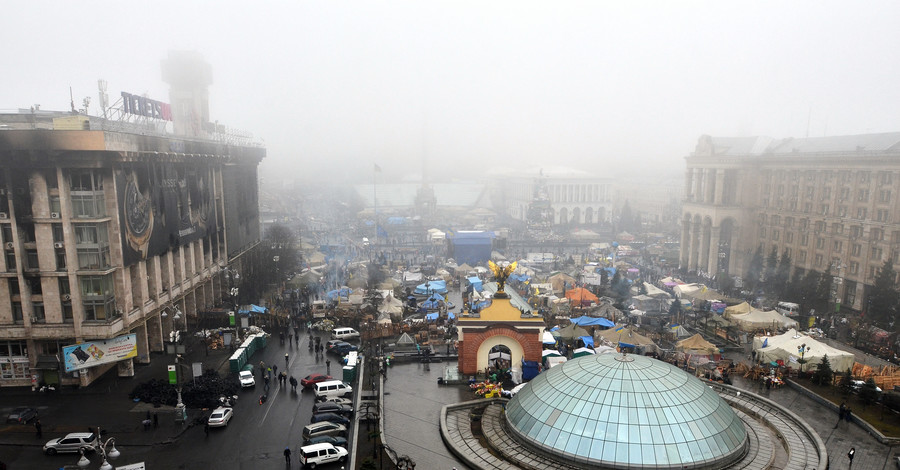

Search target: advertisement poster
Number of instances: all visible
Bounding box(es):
[115,162,217,266]
[63,334,138,372]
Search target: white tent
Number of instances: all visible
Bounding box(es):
[752,329,855,372]
[727,308,798,331]
[672,283,703,299]
[542,331,557,344]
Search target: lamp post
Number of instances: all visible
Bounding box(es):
[797,343,810,374]
[76,434,119,470]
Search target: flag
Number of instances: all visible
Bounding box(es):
[374,163,382,172]
[762,338,768,348]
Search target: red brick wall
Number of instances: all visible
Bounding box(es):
[458,326,542,375]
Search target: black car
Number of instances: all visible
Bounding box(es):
[303,435,349,447]
[310,413,350,425]
[330,342,359,356]
[312,402,354,416]
[6,407,37,424]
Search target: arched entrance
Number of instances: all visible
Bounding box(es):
[476,335,524,373]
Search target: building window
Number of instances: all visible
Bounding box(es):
[59,277,73,322]
[52,224,64,243]
[759,227,767,238]
[772,230,780,241]
[880,190,891,203]
[815,221,825,232]
[800,234,808,246]
[803,203,812,213]
[849,262,859,275]
[799,251,807,262]
[857,189,870,202]
[872,246,884,261]
[79,274,115,321]
[785,232,793,244]
[74,223,110,270]
[833,223,843,235]
[12,302,23,323]
[851,226,863,238]
[881,172,894,185]
[0,341,30,379]
[814,254,824,267]
[25,250,38,270]
[32,303,45,323]
[69,170,106,218]
[840,187,851,201]
[816,238,825,249]
[877,209,890,222]
[833,240,843,252]
[820,204,830,215]
[852,244,862,257]
[873,228,884,241]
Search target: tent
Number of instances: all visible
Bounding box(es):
[467,276,484,292]
[573,347,596,358]
[549,273,577,292]
[396,332,417,347]
[594,345,617,355]
[488,351,511,361]
[542,331,557,344]
[724,302,752,316]
[676,334,719,355]
[726,308,798,331]
[672,283,703,299]
[565,287,599,306]
[414,280,448,295]
[570,316,615,328]
[555,323,590,340]
[752,329,855,372]
[579,336,595,348]
[596,326,658,354]
[668,324,693,339]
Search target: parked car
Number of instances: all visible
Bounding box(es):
[303,434,348,447]
[207,407,233,427]
[332,343,359,356]
[312,402,354,416]
[310,412,350,425]
[239,370,256,388]
[850,380,882,393]
[331,327,360,341]
[43,432,97,455]
[325,340,344,351]
[318,397,353,406]
[299,443,348,468]
[6,406,37,424]
[302,421,347,441]
[301,373,333,389]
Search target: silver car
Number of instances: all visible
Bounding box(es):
[43,432,97,455]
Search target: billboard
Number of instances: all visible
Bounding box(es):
[115,162,217,266]
[62,334,138,372]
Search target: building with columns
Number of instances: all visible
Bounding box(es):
[489,167,614,226]
[0,53,265,387]
[681,132,900,312]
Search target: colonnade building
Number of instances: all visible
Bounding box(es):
[681,132,900,312]
[0,53,264,387]
[491,167,614,226]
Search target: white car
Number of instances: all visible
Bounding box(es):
[239,370,255,388]
[207,407,233,427]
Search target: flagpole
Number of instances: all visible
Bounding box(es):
[373,164,378,248]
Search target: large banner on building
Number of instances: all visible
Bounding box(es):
[62,334,138,372]
[115,162,217,266]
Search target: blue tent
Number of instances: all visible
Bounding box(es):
[466,276,483,292]
[570,316,615,328]
[425,313,439,321]
[579,336,595,347]
[447,312,456,320]
[415,280,447,295]
[238,304,267,315]
[509,274,531,283]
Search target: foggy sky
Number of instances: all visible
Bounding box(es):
[2,1,899,183]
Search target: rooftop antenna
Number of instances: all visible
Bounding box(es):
[69,86,76,113]
[98,79,109,119]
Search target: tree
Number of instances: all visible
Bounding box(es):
[745,245,764,292]
[839,369,853,396]
[792,269,821,312]
[763,245,779,290]
[859,378,880,409]
[610,269,631,309]
[815,267,834,315]
[668,298,682,317]
[811,354,833,386]
[771,250,792,298]
[867,259,899,329]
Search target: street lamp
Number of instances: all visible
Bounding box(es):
[76,434,119,470]
[797,343,811,373]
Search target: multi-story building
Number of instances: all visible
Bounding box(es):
[491,167,614,227]
[681,132,900,311]
[0,53,264,387]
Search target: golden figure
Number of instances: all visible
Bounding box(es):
[488,260,517,294]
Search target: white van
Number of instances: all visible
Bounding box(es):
[776,302,800,317]
[314,380,353,400]
[331,327,360,341]
[299,442,348,467]
[311,301,328,319]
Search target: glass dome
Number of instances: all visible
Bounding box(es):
[505,353,748,468]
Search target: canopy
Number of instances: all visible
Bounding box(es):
[238,304,267,315]
[752,329,855,372]
[565,287,599,305]
[467,276,484,292]
[669,324,693,338]
[726,308,798,331]
[642,282,671,299]
[594,345,617,355]
[676,334,719,355]
[379,295,404,315]
[672,283,703,298]
[542,349,563,358]
[489,351,511,360]
[579,336,595,348]
[570,316,615,328]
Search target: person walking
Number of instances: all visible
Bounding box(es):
[835,402,846,429]
[326,359,331,373]
[289,376,298,392]
[848,447,855,468]
[284,446,291,463]
[285,353,289,366]
[34,419,42,438]
[273,364,278,377]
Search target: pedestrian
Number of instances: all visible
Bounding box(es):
[835,402,846,428]
[290,376,298,392]
[326,359,331,373]
[34,419,42,438]
[153,412,158,428]
[285,352,289,365]
[284,446,291,463]
[845,405,853,422]
[273,364,278,377]
[848,447,855,467]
